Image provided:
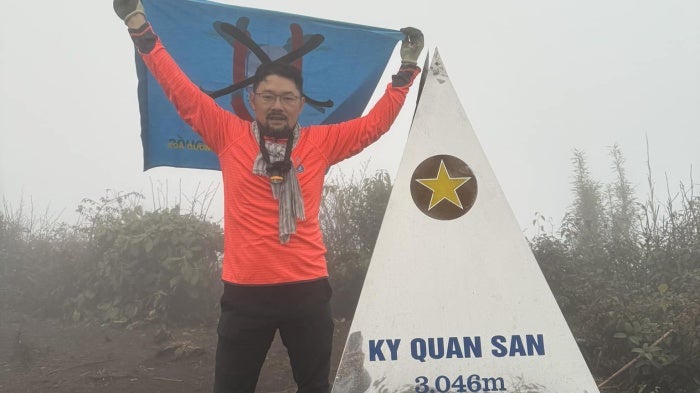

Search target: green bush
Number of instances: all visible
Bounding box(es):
[531,147,700,392]
[0,201,87,317]
[1,191,224,325]
[321,169,392,318]
[67,192,224,324]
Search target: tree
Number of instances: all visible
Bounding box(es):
[534,148,700,392]
[561,150,606,261]
[320,169,393,318]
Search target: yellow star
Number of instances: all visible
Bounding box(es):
[415,160,471,210]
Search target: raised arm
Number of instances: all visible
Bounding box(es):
[113,0,245,154]
[313,27,424,165]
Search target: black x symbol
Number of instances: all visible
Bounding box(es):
[202,20,334,110]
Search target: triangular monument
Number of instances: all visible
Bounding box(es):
[332,50,600,393]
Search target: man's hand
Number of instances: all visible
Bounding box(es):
[399,27,424,66]
[114,0,145,25]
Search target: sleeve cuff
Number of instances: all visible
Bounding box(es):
[391,64,421,88]
[128,22,157,54]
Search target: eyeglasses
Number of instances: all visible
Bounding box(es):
[254,92,301,106]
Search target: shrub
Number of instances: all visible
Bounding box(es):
[67,192,224,324]
[321,168,392,318]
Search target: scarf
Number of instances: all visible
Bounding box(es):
[252,122,306,244]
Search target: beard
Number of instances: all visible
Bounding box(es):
[260,125,292,139]
[259,111,293,139]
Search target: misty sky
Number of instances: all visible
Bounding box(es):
[1,0,698,234]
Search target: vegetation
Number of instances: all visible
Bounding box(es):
[1,148,698,391]
[530,145,699,392]
[1,190,223,325]
[320,168,393,318]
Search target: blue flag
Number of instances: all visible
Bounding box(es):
[135,0,404,171]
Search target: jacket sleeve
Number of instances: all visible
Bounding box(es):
[305,65,421,166]
[130,23,247,154]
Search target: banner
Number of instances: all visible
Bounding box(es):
[136,0,403,170]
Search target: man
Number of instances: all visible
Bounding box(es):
[113,1,423,392]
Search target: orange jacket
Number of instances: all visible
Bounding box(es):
[140,40,419,285]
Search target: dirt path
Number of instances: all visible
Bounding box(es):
[0,311,350,393]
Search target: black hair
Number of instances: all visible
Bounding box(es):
[252,63,304,95]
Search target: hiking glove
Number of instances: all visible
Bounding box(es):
[400,27,424,66]
[114,0,145,23]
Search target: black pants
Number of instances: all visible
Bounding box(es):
[214,279,334,393]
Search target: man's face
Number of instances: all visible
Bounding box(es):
[250,75,305,136]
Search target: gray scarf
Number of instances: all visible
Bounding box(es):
[252,122,305,243]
